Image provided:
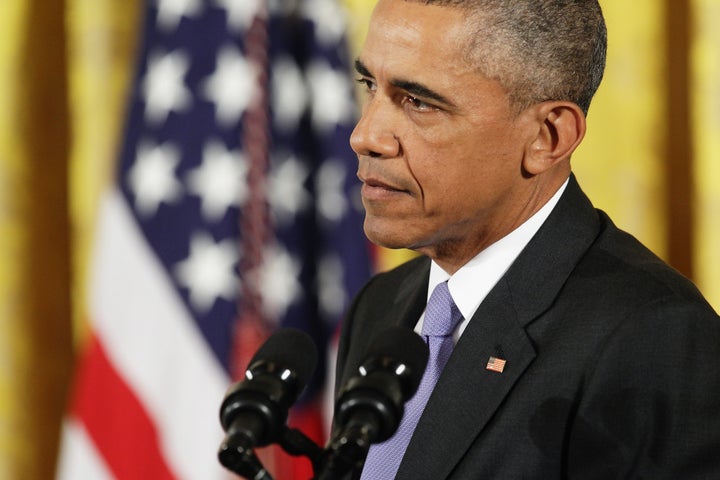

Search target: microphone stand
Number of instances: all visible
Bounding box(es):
[218,433,273,480]
[312,407,381,480]
[219,425,329,480]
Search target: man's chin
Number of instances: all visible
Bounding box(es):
[363,222,414,251]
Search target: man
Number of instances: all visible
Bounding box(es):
[334,0,720,479]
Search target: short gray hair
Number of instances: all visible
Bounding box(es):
[419,0,607,114]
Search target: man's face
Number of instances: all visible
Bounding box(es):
[351,0,541,270]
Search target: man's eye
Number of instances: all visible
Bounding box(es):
[404,95,435,112]
[355,77,376,93]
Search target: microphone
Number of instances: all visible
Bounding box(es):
[218,328,318,476]
[317,327,429,479]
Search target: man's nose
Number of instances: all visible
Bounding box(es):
[349,99,400,158]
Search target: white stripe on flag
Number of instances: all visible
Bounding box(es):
[90,189,230,480]
[57,419,114,480]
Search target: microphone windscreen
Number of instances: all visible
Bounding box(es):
[249,328,318,388]
[363,326,428,390]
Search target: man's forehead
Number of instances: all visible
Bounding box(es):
[368,0,471,43]
[364,1,473,64]
[361,9,482,94]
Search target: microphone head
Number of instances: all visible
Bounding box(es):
[359,326,428,398]
[331,327,429,445]
[246,328,318,390]
[219,328,318,443]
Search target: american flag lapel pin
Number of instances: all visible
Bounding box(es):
[486,356,507,373]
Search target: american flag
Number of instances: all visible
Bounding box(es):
[57,0,370,478]
[486,356,507,374]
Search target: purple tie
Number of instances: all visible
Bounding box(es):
[360,281,463,479]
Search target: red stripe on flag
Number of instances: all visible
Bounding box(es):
[70,332,177,480]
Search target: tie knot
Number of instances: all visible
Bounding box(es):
[422,281,463,337]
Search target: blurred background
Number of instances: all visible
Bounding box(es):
[0,0,718,478]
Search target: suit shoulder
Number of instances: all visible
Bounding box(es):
[576,210,716,315]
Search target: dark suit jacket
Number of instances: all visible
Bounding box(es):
[335,176,720,479]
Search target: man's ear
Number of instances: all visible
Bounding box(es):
[523,101,586,175]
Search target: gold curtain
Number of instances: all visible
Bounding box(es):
[0,0,72,478]
[574,0,667,258]
[0,0,140,478]
[691,0,720,310]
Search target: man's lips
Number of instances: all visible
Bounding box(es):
[359,175,409,200]
[363,177,401,190]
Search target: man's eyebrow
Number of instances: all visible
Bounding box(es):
[354,58,455,108]
[355,58,372,78]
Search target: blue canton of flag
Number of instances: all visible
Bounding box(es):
[123,0,368,383]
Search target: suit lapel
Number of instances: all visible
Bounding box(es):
[396,176,601,479]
